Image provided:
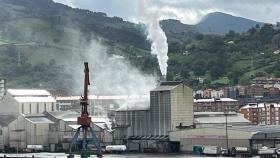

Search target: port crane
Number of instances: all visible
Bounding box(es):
[68,62,102,158]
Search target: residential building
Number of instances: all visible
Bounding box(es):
[203,89,212,98]
[240,103,280,125]
[194,98,239,112]
[253,77,280,85]
[245,85,267,97]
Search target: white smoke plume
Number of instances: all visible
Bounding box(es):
[66,39,157,96]
[138,0,169,76]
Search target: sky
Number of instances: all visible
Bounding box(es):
[53,0,280,25]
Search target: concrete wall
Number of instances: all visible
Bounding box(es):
[171,84,193,130]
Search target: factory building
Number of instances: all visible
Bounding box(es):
[194,112,251,128]
[150,81,193,135]
[114,81,193,152]
[8,114,54,151]
[170,125,280,154]
[0,115,16,151]
[45,111,113,151]
[0,89,56,115]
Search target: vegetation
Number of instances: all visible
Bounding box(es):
[0,0,280,93]
[167,24,280,89]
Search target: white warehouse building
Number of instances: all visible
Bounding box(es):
[0,89,56,115]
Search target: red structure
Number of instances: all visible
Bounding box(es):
[68,62,102,158]
[78,62,91,126]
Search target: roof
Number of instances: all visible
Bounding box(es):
[0,115,16,126]
[194,111,237,116]
[195,114,251,124]
[95,123,113,132]
[56,95,149,101]
[230,125,280,133]
[25,117,54,124]
[8,89,51,96]
[151,85,179,92]
[194,98,238,103]
[14,96,56,103]
[46,111,79,120]
[241,103,280,109]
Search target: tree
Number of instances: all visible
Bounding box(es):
[210,66,224,79]
[192,60,206,76]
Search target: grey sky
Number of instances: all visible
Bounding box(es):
[53,0,280,24]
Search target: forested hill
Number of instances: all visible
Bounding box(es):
[0,0,279,93]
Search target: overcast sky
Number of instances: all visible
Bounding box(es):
[53,0,280,24]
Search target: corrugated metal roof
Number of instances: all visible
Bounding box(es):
[230,125,280,133]
[56,95,149,101]
[14,96,56,102]
[195,114,250,124]
[46,111,79,119]
[151,85,178,91]
[8,89,51,96]
[26,117,54,124]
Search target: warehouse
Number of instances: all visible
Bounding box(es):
[45,111,113,151]
[194,112,251,128]
[0,89,56,115]
[0,115,16,151]
[170,125,280,154]
[8,114,54,151]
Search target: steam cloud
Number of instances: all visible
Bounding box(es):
[66,39,157,96]
[138,0,169,76]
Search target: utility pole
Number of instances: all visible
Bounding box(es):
[225,109,229,155]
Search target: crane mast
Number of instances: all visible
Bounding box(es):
[68,62,102,158]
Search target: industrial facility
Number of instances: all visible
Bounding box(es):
[114,81,193,152]
[1,79,280,156]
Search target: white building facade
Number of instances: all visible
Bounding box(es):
[0,89,56,115]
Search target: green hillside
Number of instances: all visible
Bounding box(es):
[0,0,280,93]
